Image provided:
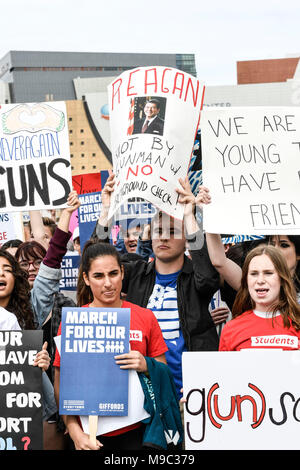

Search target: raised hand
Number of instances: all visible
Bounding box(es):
[195,186,211,207]
[101,170,115,211]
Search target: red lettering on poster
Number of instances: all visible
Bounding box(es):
[111,78,122,110]
[144,68,158,95]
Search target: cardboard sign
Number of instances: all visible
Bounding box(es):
[79,370,150,436]
[116,199,156,222]
[59,252,80,291]
[201,107,300,234]
[0,102,72,212]
[72,172,103,195]
[108,67,205,220]
[0,330,43,450]
[0,212,24,245]
[183,350,300,450]
[78,191,156,252]
[59,307,130,416]
[78,191,103,253]
[72,171,109,251]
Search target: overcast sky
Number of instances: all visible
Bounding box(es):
[1,0,299,85]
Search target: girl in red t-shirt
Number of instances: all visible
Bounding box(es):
[219,244,300,351]
[53,240,167,451]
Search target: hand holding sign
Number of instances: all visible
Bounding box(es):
[176,176,196,216]
[65,190,81,214]
[195,186,211,207]
[210,306,231,326]
[175,176,202,237]
[32,342,50,372]
[98,171,115,224]
[56,190,81,233]
[66,416,102,451]
[102,170,115,207]
[114,350,147,373]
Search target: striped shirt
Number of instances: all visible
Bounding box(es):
[147,270,186,398]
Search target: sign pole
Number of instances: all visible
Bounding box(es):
[89,415,98,446]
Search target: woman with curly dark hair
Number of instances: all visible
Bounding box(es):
[0,248,35,329]
[14,191,80,450]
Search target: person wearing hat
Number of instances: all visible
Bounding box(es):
[72,227,81,256]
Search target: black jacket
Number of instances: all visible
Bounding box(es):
[133,116,165,136]
[122,237,220,351]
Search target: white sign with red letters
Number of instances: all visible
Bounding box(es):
[108,66,205,220]
[183,350,300,450]
[0,211,23,245]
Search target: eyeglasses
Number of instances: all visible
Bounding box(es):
[19,259,43,270]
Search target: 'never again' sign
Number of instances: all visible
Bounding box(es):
[0,102,72,212]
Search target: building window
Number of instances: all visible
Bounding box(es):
[80,141,84,145]
[81,154,85,157]
[70,142,73,146]
[92,153,96,157]
[80,129,84,133]
[70,154,73,158]
[71,166,74,170]
[81,166,85,170]
[69,117,72,121]
[92,165,96,169]
[69,129,73,134]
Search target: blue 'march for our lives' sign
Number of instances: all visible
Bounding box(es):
[59,307,130,417]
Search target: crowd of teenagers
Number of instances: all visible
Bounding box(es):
[1,173,300,451]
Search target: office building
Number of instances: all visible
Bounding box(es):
[0,50,196,174]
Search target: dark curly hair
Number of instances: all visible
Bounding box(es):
[0,249,35,329]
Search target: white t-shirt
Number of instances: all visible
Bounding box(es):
[0,306,21,330]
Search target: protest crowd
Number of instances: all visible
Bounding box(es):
[0,68,300,452]
[0,171,299,451]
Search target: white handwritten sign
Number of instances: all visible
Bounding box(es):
[0,102,72,212]
[183,350,300,450]
[0,330,43,450]
[108,67,205,220]
[201,107,300,234]
[0,212,24,245]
